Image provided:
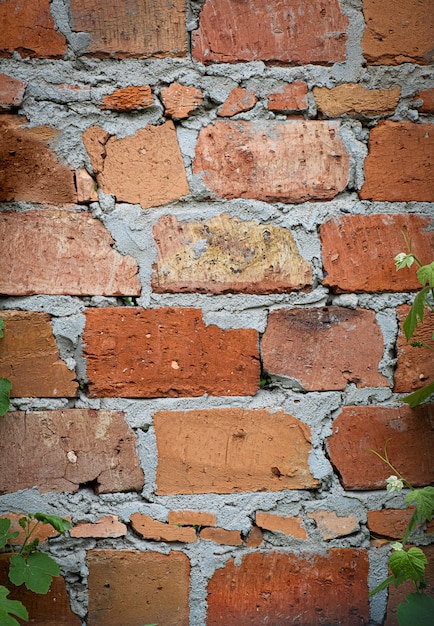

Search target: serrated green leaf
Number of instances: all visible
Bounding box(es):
[402,380,434,408]
[369,574,396,597]
[417,262,434,288]
[390,547,427,587]
[0,519,18,550]
[9,552,60,594]
[406,486,434,533]
[0,585,28,625]
[397,592,434,626]
[34,513,72,535]
[403,286,430,341]
[0,378,12,417]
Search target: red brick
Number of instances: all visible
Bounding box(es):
[207,549,369,625]
[200,528,242,545]
[0,0,67,58]
[218,87,258,117]
[245,526,263,547]
[0,311,77,398]
[255,512,307,539]
[1,513,65,545]
[262,307,388,391]
[360,122,434,201]
[0,73,26,110]
[327,405,434,490]
[75,168,98,203]
[362,0,434,65]
[82,122,189,208]
[0,554,80,626]
[192,0,348,65]
[367,509,414,539]
[307,511,359,540]
[0,409,144,495]
[0,115,76,204]
[70,0,186,58]
[314,84,400,117]
[161,83,203,118]
[130,513,197,543]
[70,516,127,539]
[321,214,434,293]
[266,82,308,113]
[193,120,349,203]
[87,550,189,626]
[168,510,217,527]
[83,307,259,398]
[152,214,312,294]
[154,408,319,495]
[0,209,141,296]
[394,305,434,393]
[101,85,153,111]
[413,88,434,114]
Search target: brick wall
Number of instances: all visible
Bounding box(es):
[0,1,433,624]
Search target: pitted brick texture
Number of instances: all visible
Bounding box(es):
[161,83,203,118]
[266,82,308,112]
[394,305,434,392]
[314,84,400,117]
[101,85,153,111]
[218,87,258,117]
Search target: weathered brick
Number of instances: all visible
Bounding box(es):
[218,87,258,117]
[0,209,141,296]
[327,405,434,490]
[193,120,349,202]
[200,528,242,545]
[101,85,153,111]
[152,214,312,294]
[367,509,414,539]
[0,115,76,204]
[362,0,434,65]
[1,513,65,545]
[0,0,67,58]
[0,554,81,626]
[83,307,259,398]
[413,88,434,114]
[255,512,307,539]
[0,410,144,495]
[314,84,400,117]
[70,0,186,58]
[0,73,26,110]
[394,305,434,393]
[168,510,217,527]
[360,122,434,201]
[0,311,77,398]
[87,549,190,626]
[75,168,98,203]
[245,526,263,548]
[192,0,348,65]
[262,307,388,391]
[130,513,197,543]
[83,121,189,208]
[308,511,359,540]
[161,83,203,118]
[321,214,434,293]
[207,550,369,625]
[154,408,319,495]
[266,82,308,112]
[70,516,127,539]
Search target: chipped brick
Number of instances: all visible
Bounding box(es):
[255,512,307,539]
[314,84,400,117]
[0,73,26,110]
[394,305,434,393]
[168,511,217,527]
[200,528,242,545]
[367,509,414,539]
[130,513,197,543]
[413,88,434,114]
[161,83,203,118]
[218,87,257,117]
[75,168,98,203]
[70,516,127,539]
[101,85,153,111]
[308,511,359,540]
[266,82,308,112]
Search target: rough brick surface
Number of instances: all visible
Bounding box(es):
[193,0,348,65]
[161,83,203,118]
[266,82,308,112]
[70,516,127,539]
[314,84,400,117]
[130,513,197,542]
[414,88,434,114]
[83,122,189,208]
[200,528,242,545]
[321,214,434,293]
[0,0,67,58]
[84,307,259,397]
[394,305,434,392]
[0,555,81,625]
[70,0,186,58]
[154,408,319,495]
[101,86,153,111]
[194,120,349,202]
[255,512,307,539]
[262,307,388,391]
[0,115,76,204]
[308,511,359,540]
[87,550,190,626]
[328,405,434,490]
[152,214,312,294]
[207,550,369,625]
[360,122,434,201]
[0,73,26,110]
[0,410,144,495]
[367,509,414,539]
[218,87,257,117]
[75,168,98,203]
[0,311,77,398]
[0,209,141,296]
[362,0,434,65]
[168,511,217,527]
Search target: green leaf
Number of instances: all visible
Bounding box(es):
[403,286,430,341]
[34,513,72,535]
[397,592,434,626]
[0,586,28,625]
[402,380,434,408]
[0,318,4,339]
[417,262,434,288]
[0,378,12,417]
[390,547,428,587]
[0,518,19,550]
[9,552,60,594]
[406,486,434,533]
[369,574,396,597]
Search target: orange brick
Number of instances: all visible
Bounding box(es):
[75,168,98,203]
[161,83,203,118]
[200,528,242,545]
[314,84,400,117]
[101,85,153,111]
[70,516,127,539]
[218,87,257,117]
[367,509,414,539]
[168,511,217,527]
[394,305,434,393]
[255,511,307,539]
[130,513,197,542]
[245,526,263,548]
[0,513,65,545]
[413,88,434,114]
[0,73,26,110]
[308,511,359,540]
[267,82,308,112]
